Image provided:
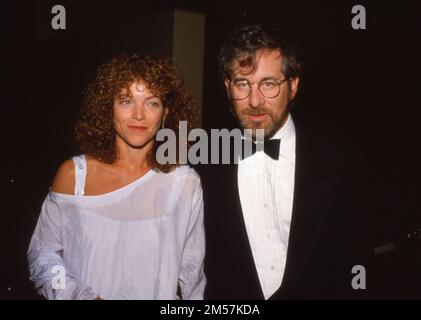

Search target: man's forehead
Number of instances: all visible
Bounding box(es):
[230,49,283,78]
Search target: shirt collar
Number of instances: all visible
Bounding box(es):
[270,113,296,161]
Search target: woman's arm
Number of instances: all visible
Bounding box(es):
[27,160,97,300]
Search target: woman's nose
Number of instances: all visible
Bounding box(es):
[132,103,145,120]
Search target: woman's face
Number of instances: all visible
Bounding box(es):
[113,80,168,150]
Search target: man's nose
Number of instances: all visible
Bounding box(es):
[248,84,265,109]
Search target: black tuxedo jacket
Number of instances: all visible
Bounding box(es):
[196,120,370,299]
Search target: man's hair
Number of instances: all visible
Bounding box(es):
[218,24,303,81]
[75,54,198,173]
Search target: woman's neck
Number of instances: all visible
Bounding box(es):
[114,139,153,173]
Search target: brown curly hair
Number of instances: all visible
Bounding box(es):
[75,54,199,173]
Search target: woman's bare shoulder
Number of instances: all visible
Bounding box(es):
[51,159,75,195]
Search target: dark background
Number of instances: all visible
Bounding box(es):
[3,0,420,299]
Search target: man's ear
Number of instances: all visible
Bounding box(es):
[224,79,231,98]
[289,77,300,100]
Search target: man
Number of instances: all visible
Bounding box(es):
[200,24,369,299]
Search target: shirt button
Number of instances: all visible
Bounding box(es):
[267,234,271,239]
[271,266,275,270]
[264,203,268,208]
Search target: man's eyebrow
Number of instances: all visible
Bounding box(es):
[232,76,278,82]
[260,76,278,81]
[232,77,249,82]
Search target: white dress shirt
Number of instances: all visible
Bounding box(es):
[238,114,296,299]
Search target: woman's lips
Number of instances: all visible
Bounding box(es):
[128,125,147,132]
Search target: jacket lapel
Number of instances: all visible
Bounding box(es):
[272,126,333,298]
[223,163,265,299]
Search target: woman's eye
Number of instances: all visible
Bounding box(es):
[147,101,160,108]
[120,99,132,105]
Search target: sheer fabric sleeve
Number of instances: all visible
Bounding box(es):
[178,179,206,300]
[27,193,97,300]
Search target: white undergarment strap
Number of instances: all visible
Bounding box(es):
[72,155,87,196]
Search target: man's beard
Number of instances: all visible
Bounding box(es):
[237,106,286,139]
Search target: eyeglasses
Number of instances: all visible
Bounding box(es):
[229,78,288,100]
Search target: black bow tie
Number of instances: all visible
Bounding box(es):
[242,139,281,160]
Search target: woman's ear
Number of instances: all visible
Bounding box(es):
[162,108,169,129]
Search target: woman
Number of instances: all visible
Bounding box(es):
[27,54,205,300]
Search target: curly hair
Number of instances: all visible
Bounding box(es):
[75,54,199,173]
[218,24,303,85]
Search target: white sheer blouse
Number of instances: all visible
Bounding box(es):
[27,155,206,300]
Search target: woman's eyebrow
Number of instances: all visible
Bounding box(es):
[145,95,159,101]
[116,91,131,98]
[116,95,130,100]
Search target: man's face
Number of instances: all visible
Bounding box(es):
[225,49,299,138]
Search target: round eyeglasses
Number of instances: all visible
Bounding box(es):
[229,78,288,100]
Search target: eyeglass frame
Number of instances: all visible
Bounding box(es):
[228,78,289,100]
